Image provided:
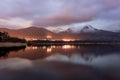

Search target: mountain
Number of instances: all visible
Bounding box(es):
[80,25,98,33]
[60,25,120,41]
[0,26,120,41]
[64,25,100,33]
[0,27,57,40]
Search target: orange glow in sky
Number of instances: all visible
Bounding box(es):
[46,35,52,39]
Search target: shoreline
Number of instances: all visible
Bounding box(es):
[0,42,26,48]
[27,40,120,46]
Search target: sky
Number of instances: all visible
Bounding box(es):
[0,0,120,31]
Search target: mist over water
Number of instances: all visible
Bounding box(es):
[0,45,120,80]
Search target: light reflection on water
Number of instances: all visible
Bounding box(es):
[0,45,120,60]
[0,45,120,79]
[1,45,120,68]
[45,53,120,68]
[47,48,52,53]
[62,45,75,49]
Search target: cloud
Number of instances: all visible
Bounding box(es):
[0,0,120,28]
[0,18,33,29]
[0,58,33,70]
[69,20,120,32]
[34,11,95,26]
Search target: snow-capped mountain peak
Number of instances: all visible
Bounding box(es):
[80,25,98,33]
[64,25,98,33]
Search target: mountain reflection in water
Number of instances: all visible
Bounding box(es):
[0,45,120,80]
[0,47,26,59]
[0,45,120,60]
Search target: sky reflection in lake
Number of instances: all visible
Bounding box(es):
[0,45,120,79]
[1,45,120,70]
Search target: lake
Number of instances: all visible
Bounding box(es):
[0,45,120,80]
[1,45,120,60]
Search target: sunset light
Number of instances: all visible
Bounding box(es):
[0,0,119,80]
[46,35,52,39]
[0,18,33,29]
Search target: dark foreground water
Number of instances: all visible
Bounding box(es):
[0,45,120,80]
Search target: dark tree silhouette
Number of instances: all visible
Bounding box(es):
[0,31,26,42]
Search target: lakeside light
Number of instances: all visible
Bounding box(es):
[25,38,38,41]
[47,35,52,39]
[25,37,78,41]
[62,39,75,41]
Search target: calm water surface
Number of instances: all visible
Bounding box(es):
[0,45,120,80]
[0,45,120,63]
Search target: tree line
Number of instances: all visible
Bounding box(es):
[0,32,26,43]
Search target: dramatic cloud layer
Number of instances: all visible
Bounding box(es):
[0,0,120,29]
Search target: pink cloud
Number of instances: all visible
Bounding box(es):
[34,9,96,26]
[0,0,120,28]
